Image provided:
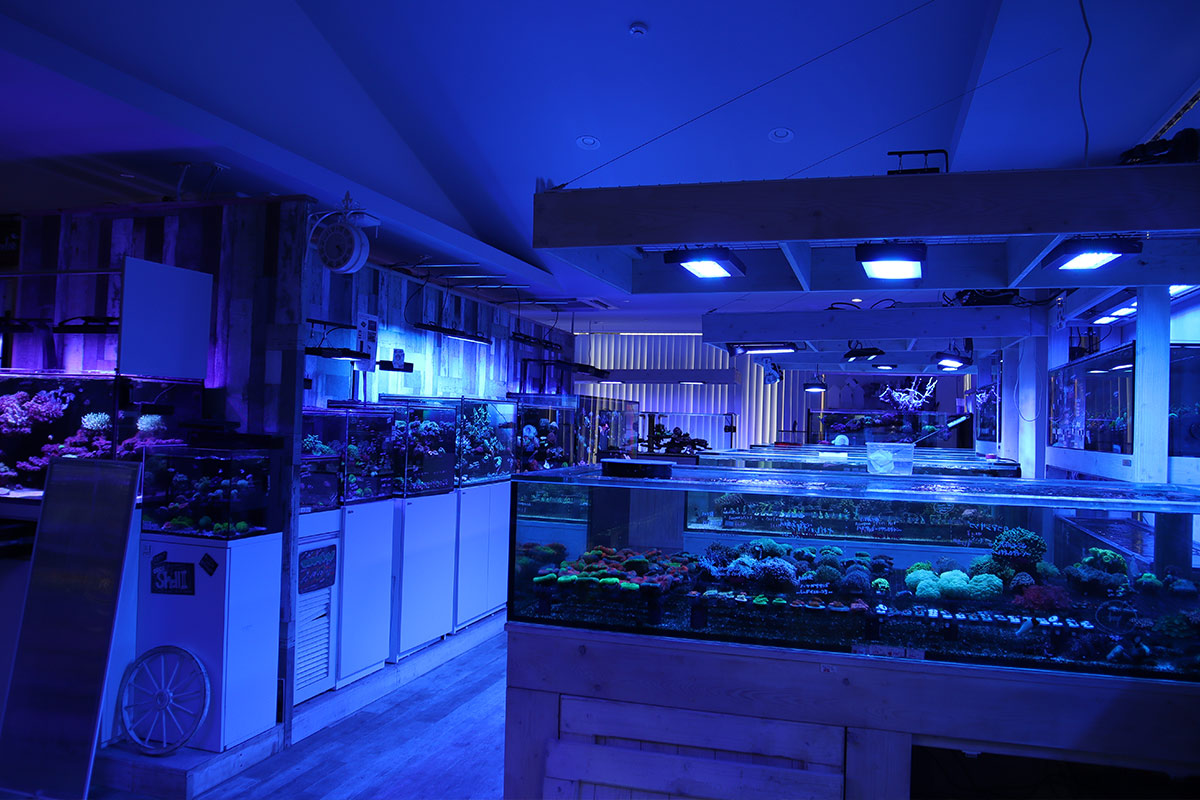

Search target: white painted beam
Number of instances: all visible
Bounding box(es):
[1016,238,1200,289]
[779,243,812,291]
[701,305,1044,345]
[1133,286,1170,483]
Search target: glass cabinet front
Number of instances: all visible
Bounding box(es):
[511,465,1200,682]
[1168,344,1200,458]
[397,401,457,496]
[577,396,639,463]
[513,394,578,471]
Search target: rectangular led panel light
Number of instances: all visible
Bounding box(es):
[861,260,922,280]
[1170,285,1194,296]
[680,259,732,278]
[1041,237,1142,270]
[1093,316,1118,325]
[1059,252,1120,270]
[664,247,746,279]
[856,242,925,280]
[1112,363,1133,370]
[1111,307,1136,317]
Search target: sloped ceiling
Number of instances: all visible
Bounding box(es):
[1,0,1198,331]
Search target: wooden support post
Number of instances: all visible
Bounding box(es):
[504,687,560,800]
[1133,286,1170,484]
[844,728,911,800]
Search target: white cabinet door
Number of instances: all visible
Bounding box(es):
[486,481,513,612]
[339,500,393,683]
[398,493,456,654]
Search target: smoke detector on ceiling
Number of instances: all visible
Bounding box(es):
[309,192,379,275]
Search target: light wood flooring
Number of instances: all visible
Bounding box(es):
[95,631,508,800]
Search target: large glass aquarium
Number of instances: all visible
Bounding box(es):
[700,447,1020,478]
[577,396,639,463]
[1168,344,1200,458]
[1049,346,1135,454]
[395,400,457,496]
[346,409,394,501]
[807,409,969,448]
[142,447,273,538]
[512,394,578,471]
[457,398,517,485]
[638,411,733,455]
[300,409,346,512]
[511,465,1200,682]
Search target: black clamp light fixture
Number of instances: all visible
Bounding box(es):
[932,338,974,371]
[855,241,926,280]
[414,321,492,346]
[843,340,885,362]
[1040,236,1142,271]
[511,330,563,352]
[664,246,746,279]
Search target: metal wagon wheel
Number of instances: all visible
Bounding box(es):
[119,645,211,755]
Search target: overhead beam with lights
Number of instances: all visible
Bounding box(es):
[533,164,1200,248]
[701,305,1046,346]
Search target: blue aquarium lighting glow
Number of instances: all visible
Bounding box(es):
[1093,315,1118,324]
[861,259,922,280]
[1111,306,1136,317]
[680,259,732,278]
[1170,284,1194,296]
[1059,252,1119,270]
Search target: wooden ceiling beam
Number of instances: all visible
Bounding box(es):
[533,164,1200,248]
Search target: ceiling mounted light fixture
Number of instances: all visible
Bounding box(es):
[874,364,896,370]
[305,345,372,361]
[680,380,707,386]
[576,135,601,150]
[511,331,563,352]
[803,379,828,393]
[1093,315,1118,325]
[728,342,799,356]
[856,242,925,280]
[1041,237,1142,271]
[1112,363,1133,370]
[664,246,746,279]
[414,321,492,346]
[932,351,972,369]
[1111,306,1136,317]
[844,341,885,362]
[1170,285,1195,297]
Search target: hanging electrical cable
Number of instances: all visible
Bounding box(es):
[1078,0,1094,166]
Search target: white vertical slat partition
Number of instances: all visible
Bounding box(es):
[575,334,786,448]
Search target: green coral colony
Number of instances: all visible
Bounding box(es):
[515,521,1200,680]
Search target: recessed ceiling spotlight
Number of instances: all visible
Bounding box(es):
[576,135,601,151]
[629,21,649,36]
[768,127,794,143]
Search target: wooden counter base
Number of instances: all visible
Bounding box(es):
[504,622,1200,800]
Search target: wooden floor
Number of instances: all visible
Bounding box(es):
[92,631,508,800]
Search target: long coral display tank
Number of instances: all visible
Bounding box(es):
[1049,345,1134,454]
[457,399,517,485]
[0,372,117,496]
[397,402,457,495]
[638,411,731,455]
[513,394,577,471]
[300,409,346,512]
[702,447,1021,477]
[808,409,969,448]
[346,409,394,501]
[1168,344,1200,458]
[577,396,639,463]
[510,465,1200,682]
[142,447,272,538]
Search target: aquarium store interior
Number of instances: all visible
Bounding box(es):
[1,5,1200,800]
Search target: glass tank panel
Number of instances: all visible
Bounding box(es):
[301,409,346,512]
[115,377,201,461]
[399,402,457,496]
[0,372,116,497]
[513,394,578,471]
[346,410,394,501]
[511,465,1200,682]
[1049,345,1134,454]
[457,398,517,485]
[142,447,272,538]
[970,383,1000,444]
[638,411,732,455]
[577,396,639,463]
[808,410,969,448]
[699,447,1020,478]
[1168,344,1200,457]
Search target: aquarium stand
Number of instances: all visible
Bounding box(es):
[504,623,1200,800]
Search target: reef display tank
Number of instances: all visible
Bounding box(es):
[510,464,1200,682]
[512,394,578,471]
[807,409,968,448]
[346,409,395,501]
[142,447,272,538]
[1049,346,1135,454]
[638,411,733,455]
[457,398,517,485]
[577,396,639,463]
[115,377,201,460]
[395,400,457,496]
[699,447,1020,478]
[300,408,346,513]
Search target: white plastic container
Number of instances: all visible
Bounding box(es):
[865,441,915,475]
